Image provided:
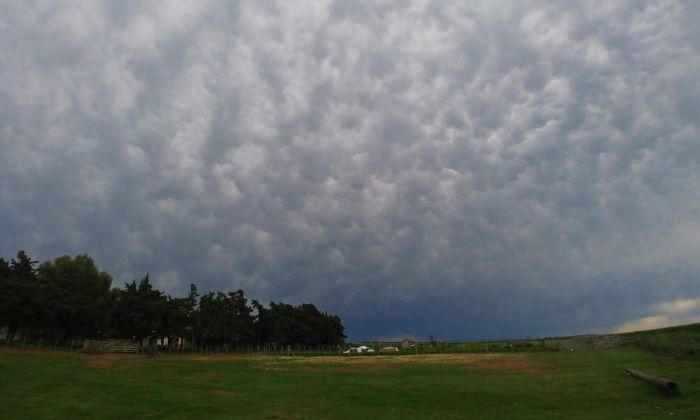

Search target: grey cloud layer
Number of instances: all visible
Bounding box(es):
[2,0,699,339]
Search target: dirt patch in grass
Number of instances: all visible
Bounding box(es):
[1,347,549,375]
[256,363,394,373]
[0,349,266,363]
[180,353,266,362]
[82,353,152,371]
[253,353,552,375]
[333,363,395,372]
[285,353,503,366]
[467,354,548,374]
[255,353,526,373]
[82,353,138,368]
[0,347,147,369]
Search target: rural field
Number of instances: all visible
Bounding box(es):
[0,345,698,419]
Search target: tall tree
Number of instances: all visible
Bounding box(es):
[110,274,167,345]
[0,251,40,340]
[37,254,112,341]
[0,257,14,337]
[183,283,199,345]
[2,251,347,348]
[256,302,346,346]
[197,290,254,346]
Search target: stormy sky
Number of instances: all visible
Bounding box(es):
[2,0,699,340]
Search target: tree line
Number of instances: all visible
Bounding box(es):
[0,251,346,348]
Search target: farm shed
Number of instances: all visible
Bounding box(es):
[400,338,415,349]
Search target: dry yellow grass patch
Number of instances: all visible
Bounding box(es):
[253,352,550,374]
[277,352,502,365]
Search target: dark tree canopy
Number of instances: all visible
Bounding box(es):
[0,250,346,347]
[0,252,39,340]
[36,254,112,340]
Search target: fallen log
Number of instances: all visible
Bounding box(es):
[625,368,679,394]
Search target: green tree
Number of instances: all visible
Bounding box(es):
[160,296,192,351]
[197,290,254,346]
[2,251,347,350]
[183,283,199,346]
[110,274,167,345]
[255,302,344,346]
[0,251,40,340]
[36,254,112,342]
[0,257,14,337]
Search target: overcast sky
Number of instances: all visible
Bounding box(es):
[2,0,699,340]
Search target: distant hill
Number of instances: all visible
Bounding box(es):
[618,321,700,359]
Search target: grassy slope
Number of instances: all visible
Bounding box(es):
[0,347,698,419]
[624,321,700,338]
[620,322,700,359]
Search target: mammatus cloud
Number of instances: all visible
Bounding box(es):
[1,0,699,340]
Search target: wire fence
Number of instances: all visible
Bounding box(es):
[622,331,698,360]
[2,330,696,360]
[0,337,84,352]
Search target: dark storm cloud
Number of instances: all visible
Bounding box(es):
[1,0,699,339]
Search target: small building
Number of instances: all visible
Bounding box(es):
[400,338,415,349]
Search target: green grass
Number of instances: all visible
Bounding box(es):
[0,347,698,419]
[620,322,700,359]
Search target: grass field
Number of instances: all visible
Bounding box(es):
[1,346,698,419]
[621,322,700,359]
